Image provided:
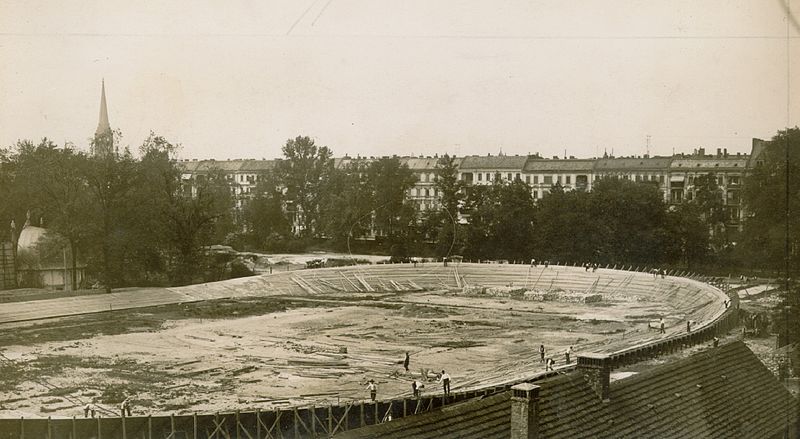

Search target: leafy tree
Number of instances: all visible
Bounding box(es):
[691,172,730,251]
[367,157,418,258]
[138,134,234,285]
[533,184,597,263]
[429,154,464,257]
[277,136,333,238]
[242,173,291,250]
[664,203,709,269]
[462,180,535,261]
[741,127,800,273]
[4,140,94,290]
[588,177,668,265]
[318,163,372,249]
[82,132,139,292]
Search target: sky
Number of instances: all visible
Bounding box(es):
[0,0,798,160]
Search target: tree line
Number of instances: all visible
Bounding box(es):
[1,128,797,290]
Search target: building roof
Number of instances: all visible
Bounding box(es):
[178,159,277,173]
[399,157,445,171]
[334,341,798,439]
[670,158,749,171]
[524,159,595,172]
[594,157,673,171]
[459,155,528,170]
[16,226,47,252]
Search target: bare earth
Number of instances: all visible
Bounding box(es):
[0,264,714,419]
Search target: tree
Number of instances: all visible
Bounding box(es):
[664,203,709,269]
[427,154,464,257]
[533,184,597,263]
[10,139,93,290]
[242,173,291,250]
[318,163,372,249]
[462,180,535,261]
[692,172,729,251]
[82,132,139,292]
[137,133,234,285]
[367,157,418,258]
[278,136,333,238]
[741,127,800,273]
[588,177,668,265]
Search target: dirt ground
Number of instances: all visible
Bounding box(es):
[0,282,677,419]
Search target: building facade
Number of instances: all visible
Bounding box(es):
[178,140,767,236]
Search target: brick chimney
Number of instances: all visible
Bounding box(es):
[510,383,541,439]
[578,353,611,401]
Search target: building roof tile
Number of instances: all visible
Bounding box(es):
[459,155,528,170]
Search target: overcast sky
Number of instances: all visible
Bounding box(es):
[1,0,798,160]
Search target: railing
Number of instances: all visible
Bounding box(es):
[0,266,739,439]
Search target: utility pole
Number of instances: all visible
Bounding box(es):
[646,134,651,157]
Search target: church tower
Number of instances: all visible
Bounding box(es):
[92,80,114,157]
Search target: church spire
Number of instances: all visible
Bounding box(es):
[93,79,114,157]
[95,79,111,137]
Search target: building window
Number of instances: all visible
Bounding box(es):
[565,176,571,184]
[478,173,482,181]
[534,175,539,184]
[411,188,417,197]
[544,175,553,185]
[424,188,429,197]
[507,173,512,180]
[421,173,427,183]
[516,173,521,181]
[556,175,562,184]
[525,175,530,184]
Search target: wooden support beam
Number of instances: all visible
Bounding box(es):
[193,413,198,439]
[360,402,365,427]
[310,405,317,437]
[327,405,333,435]
[72,416,76,439]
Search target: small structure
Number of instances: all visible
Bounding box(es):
[16,224,85,290]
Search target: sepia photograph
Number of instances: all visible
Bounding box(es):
[0,1,798,437]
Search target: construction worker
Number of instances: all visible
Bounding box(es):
[403,352,410,372]
[660,318,666,334]
[539,344,545,363]
[120,398,131,417]
[412,379,424,398]
[84,402,95,418]
[366,379,377,401]
[438,370,451,396]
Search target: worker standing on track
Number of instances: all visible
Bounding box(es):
[120,397,131,417]
[403,352,410,372]
[539,344,545,363]
[412,379,424,398]
[366,379,377,401]
[660,318,666,334]
[438,370,451,396]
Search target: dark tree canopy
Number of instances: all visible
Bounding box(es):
[278,136,333,238]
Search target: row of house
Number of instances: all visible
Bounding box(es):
[179,139,766,232]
